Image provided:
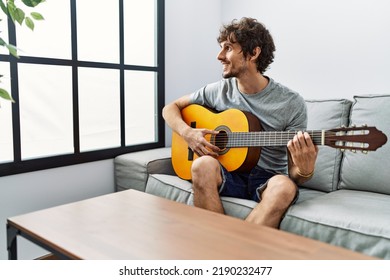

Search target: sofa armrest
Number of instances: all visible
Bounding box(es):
[114,147,174,192]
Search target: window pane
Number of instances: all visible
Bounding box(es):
[124,0,157,66]
[18,64,73,160]
[15,0,72,59]
[0,62,13,163]
[125,70,157,145]
[79,67,120,152]
[77,0,119,63]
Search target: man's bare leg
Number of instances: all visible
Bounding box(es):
[191,156,224,214]
[245,175,297,228]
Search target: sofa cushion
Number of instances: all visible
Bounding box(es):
[339,95,390,194]
[145,174,257,219]
[220,197,257,220]
[146,174,326,220]
[114,147,172,192]
[280,190,390,259]
[145,174,193,204]
[296,187,326,203]
[302,99,352,192]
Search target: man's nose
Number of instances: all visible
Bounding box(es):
[217,50,224,61]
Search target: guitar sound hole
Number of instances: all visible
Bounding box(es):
[214,130,228,150]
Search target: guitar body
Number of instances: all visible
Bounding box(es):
[172,104,262,180]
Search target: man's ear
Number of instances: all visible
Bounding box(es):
[250,47,261,61]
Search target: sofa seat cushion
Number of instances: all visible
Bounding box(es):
[146,174,193,204]
[146,174,326,220]
[280,190,390,259]
[296,187,326,203]
[145,174,258,219]
[220,197,257,220]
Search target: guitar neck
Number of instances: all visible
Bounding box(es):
[225,130,325,147]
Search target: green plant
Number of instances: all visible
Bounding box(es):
[0,0,44,105]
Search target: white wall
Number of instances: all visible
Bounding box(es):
[221,0,390,100]
[165,0,223,144]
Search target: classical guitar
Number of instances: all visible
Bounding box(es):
[171,104,388,180]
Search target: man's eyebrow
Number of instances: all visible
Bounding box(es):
[220,41,233,48]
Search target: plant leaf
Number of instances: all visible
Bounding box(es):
[25,16,34,30]
[6,43,19,57]
[0,38,18,57]
[14,8,25,25]
[7,0,17,22]
[30,11,44,20]
[0,0,8,16]
[21,0,43,8]
[0,37,6,46]
[0,88,15,102]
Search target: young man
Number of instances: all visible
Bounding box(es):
[163,17,318,228]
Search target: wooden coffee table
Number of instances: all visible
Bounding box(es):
[7,189,375,259]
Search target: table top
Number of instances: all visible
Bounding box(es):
[7,189,375,259]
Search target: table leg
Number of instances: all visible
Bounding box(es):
[7,224,19,260]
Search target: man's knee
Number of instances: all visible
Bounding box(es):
[191,156,222,190]
[191,156,219,175]
[263,175,297,203]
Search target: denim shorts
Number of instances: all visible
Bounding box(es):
[219,165,277,203]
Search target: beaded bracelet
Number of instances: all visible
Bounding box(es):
[296,169,314,178]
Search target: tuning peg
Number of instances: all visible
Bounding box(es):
[362,124,368,127]
[351,124,356,128]
[351,149,357,153]
[340,149,345,152]
[362,150,368,154]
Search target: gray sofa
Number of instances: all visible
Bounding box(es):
[115,95,390,259]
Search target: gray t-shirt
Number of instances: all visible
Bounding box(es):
[190,77,307,174]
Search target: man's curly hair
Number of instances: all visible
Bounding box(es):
[217,17,275,74]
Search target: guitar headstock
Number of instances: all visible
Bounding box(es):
[324,126,388,152]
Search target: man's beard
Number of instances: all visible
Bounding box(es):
[222,71,236,79]
[221,63,247,79]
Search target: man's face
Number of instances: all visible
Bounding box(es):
[217,39,248,79]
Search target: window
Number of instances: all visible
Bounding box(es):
[0,0,165,176]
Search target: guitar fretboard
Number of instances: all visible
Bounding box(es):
[223,130,325,147]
